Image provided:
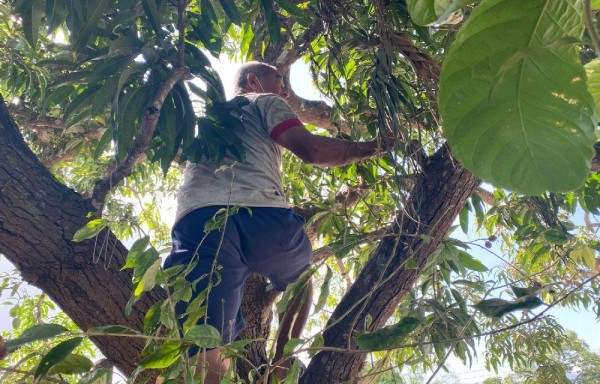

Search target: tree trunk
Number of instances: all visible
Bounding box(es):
[301,144,480,384]
[0,94,166,376]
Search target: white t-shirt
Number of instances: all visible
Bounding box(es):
[174,93,303,225]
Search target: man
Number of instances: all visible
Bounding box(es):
[164,61,389,382]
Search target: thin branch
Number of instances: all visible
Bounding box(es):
[0,367,65,384]
[585,0,600,57]
[91,66,190,209]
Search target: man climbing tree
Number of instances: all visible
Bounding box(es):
[166,61,391,381]
[0,1,598,383]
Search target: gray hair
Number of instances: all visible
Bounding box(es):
[233,61,276,94]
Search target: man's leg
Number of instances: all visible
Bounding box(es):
[195,348,230,384]
[273,279,313,380]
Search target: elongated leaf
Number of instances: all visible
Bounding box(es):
[63,85,101,122]
[72,219,108,242]
[47,353,94,375]
[218,0,241,25]
[355,317,420,350]
[542,228,569,245]
[88,325,140,335]
[141,0,163,38]
[93,127,112,160]
[35,337,83,379]
[4,324,69,351]
[141,342,181,368]
[73,0,111,51]
[585,59,600,114]
[80,367,113,384]
[260,0,280,44]
[46,0,66,33]
[314,266,333,312]
[183,324,222,348]
[440,0,597,195]
[21,0,42,50]
[134,258,161,296]
[92,76,119,117]
[457,251,488,272]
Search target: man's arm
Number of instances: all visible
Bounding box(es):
[274,125,385,167]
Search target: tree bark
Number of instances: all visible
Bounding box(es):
[301,144,480,384]
[0,94,166,376]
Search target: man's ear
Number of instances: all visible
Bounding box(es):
[246,73,257,92]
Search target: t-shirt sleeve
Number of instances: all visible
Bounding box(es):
[255,94,304,140]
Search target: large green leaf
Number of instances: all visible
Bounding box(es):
[440,0,597,195]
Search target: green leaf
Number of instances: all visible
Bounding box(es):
[592,0,600,10]
[141,0,163,38]
[88,325,141,335]
[63,85,101,122]
[260,0,280,44]
[407,0,477,25]
[73,0,111,51]
[571,245,597,269]
[542,228,569,245]
[457,251,488,272]
[144,302,162,335]
[46,0,66,33]
[585,59,600,115]
[47,353,94,375]
[4,324,69,351]
[283,338,303,355]
[92,76,119,117]
[21,0,42,50]
[459,202,470,234]
[140,341,181,369]
[440,0,597,195]
[283,357,302,384]
[314,266,332,313]
[183,324,222,348]
[134,258,162,296]
[72,219,108,242]
[355,317,420,350]
[218,0,241,25]
[121,236,150,270]
[80,367,112,384]
[34,337,83,379]
[94,127,113,161]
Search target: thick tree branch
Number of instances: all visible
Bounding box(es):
[301,144,480,383]
[0,94,166,376]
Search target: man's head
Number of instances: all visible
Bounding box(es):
[233,61,288,98]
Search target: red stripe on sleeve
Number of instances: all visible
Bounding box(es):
[270,118,303,141]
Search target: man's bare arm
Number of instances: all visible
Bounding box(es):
[275,125,385,167]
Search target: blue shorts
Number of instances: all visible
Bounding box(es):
[164,206,312,349]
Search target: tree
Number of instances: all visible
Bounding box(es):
[0,0,599,383]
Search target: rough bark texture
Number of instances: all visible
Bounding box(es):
[0,94,166,376]
[301,144,481,384]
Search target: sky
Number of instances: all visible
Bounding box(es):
[1,57,599,383]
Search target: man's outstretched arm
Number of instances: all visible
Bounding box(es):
[274,125,387,167]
